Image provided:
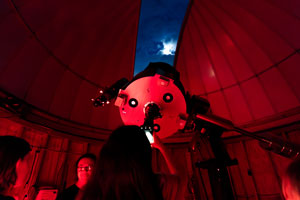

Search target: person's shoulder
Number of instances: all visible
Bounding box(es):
[0,195,15,200]
[65,184,79,192]
[56,184,79,200]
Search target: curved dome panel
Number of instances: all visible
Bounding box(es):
[0,0,141,137]
[175,0,300,130]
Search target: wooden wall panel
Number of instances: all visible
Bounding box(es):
[245,140,281,197]
[88,143,103,156]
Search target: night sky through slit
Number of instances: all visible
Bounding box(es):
[134,0,189,75]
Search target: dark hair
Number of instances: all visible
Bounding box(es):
[285,159,300,195]
[82,125,163,200]
[76,153,96,168]
[0,136,31,192]
[75,153,96,179]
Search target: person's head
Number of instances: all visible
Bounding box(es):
[0,136,31,193]
[82,125,163,200]
[76,153,96,186]
[282,159,300,200]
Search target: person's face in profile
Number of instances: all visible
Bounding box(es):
[15,153,31,188]
[77,158,95,185]
[282,177,300,200]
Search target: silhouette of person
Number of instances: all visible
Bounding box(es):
[81,125,184,200]
[0,136,31,200]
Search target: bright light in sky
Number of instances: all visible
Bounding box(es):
[160,39,177,55]
[133,0,189,74]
